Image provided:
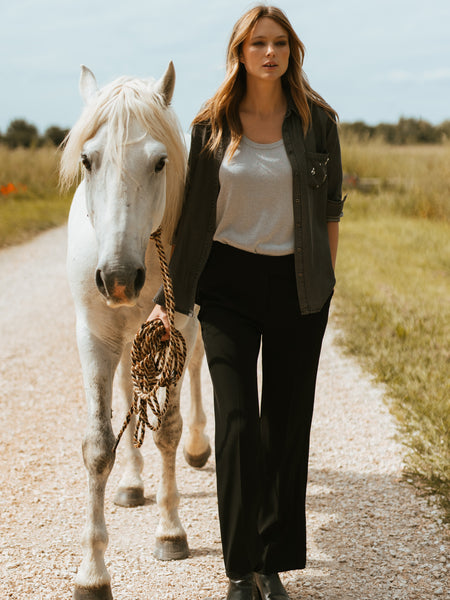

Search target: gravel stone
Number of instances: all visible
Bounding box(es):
[0,226,448,599]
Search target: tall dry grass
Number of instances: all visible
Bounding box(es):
[336,138,450,519]
[340,136,450,221]
[0,145,72,247]
[0,145,62,194]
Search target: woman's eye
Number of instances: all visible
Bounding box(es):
[155,158,167,173]
[81,154,91,171]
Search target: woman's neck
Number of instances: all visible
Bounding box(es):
[240,79,286,117]
[238,78,287,144]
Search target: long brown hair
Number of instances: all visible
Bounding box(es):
[194,5,338,157]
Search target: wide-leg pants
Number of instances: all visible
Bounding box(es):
[197,242,331,578]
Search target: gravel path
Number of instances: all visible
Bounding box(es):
[0,226,448,600]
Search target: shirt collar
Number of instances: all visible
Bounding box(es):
[285,92,300,118]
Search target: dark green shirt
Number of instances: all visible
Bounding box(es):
[154,101,345,316]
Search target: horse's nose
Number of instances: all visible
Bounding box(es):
[134,267,146,295]
[95,268,107,297]
[95,266,146,305]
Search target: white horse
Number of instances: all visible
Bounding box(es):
[60,63,211,600]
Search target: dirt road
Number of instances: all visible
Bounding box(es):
[0,226,447,599]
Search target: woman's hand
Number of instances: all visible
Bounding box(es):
[147,304,170,341]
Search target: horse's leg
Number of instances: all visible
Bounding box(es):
[151,316,199,560]
[113,343,145,507]
[183,326,211,468]
[73,324,120,600]
[152,380,189,560]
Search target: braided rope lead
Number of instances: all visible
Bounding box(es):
[113,228,187,451]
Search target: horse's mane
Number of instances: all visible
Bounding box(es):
[60,76,187,242]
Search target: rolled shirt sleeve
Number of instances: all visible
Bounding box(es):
[326,194,346,222]
[325,117,346,222]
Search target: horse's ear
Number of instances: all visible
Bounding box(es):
[154,61,176,106]
[79,65,99,105]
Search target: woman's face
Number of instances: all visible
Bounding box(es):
[240,17,290,82]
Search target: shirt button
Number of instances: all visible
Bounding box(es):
[295,198,300,203]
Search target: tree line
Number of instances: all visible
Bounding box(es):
[1,116,450,148]
[0,119,69,148]
[339,117,450,144]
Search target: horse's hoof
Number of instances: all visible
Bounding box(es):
[183,444,212,469]
[113,486,145,507]
[73,583,113,600]
[154,535,190,560]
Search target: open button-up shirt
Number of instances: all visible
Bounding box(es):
[154,100,345,316]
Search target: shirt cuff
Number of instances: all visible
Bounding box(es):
[153,285,166,307]
[326,194,347,222]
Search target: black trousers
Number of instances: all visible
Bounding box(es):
[197,242,331,578]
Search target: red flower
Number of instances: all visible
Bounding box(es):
[1,183,20,195]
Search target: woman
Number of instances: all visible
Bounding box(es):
[150,6,345,599]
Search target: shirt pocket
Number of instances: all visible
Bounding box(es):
[306,152,329,189]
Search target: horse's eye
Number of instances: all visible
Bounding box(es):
[81,154,92,171]
[155,157,167,173]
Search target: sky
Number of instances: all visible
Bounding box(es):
[1,0,449,134]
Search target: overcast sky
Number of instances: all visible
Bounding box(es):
[1,0,449,134]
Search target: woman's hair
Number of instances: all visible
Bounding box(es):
[193,5,338,157]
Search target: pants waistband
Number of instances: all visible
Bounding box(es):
[210,241,295,276]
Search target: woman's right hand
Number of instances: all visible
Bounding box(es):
[147,304,170,341]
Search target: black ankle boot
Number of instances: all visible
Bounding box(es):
[226,573,258,600]
[253,572,291,600]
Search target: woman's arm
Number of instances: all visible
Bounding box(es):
[327,221,339,270]
[325,116,344,272]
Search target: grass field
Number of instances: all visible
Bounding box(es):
[341,137,450,222]
[0,146,72,247]
[0,140,449,519]
[336,138,449,519]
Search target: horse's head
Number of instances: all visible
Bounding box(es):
[61,64,186,307]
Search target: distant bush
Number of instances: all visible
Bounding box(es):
[4,119,39,148]
[43,125,69,147]
[340,117,450,145]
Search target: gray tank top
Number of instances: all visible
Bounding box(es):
[214,135,294,256]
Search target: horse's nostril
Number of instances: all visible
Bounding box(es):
[96,269,106,295]
[134,268,146,295]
